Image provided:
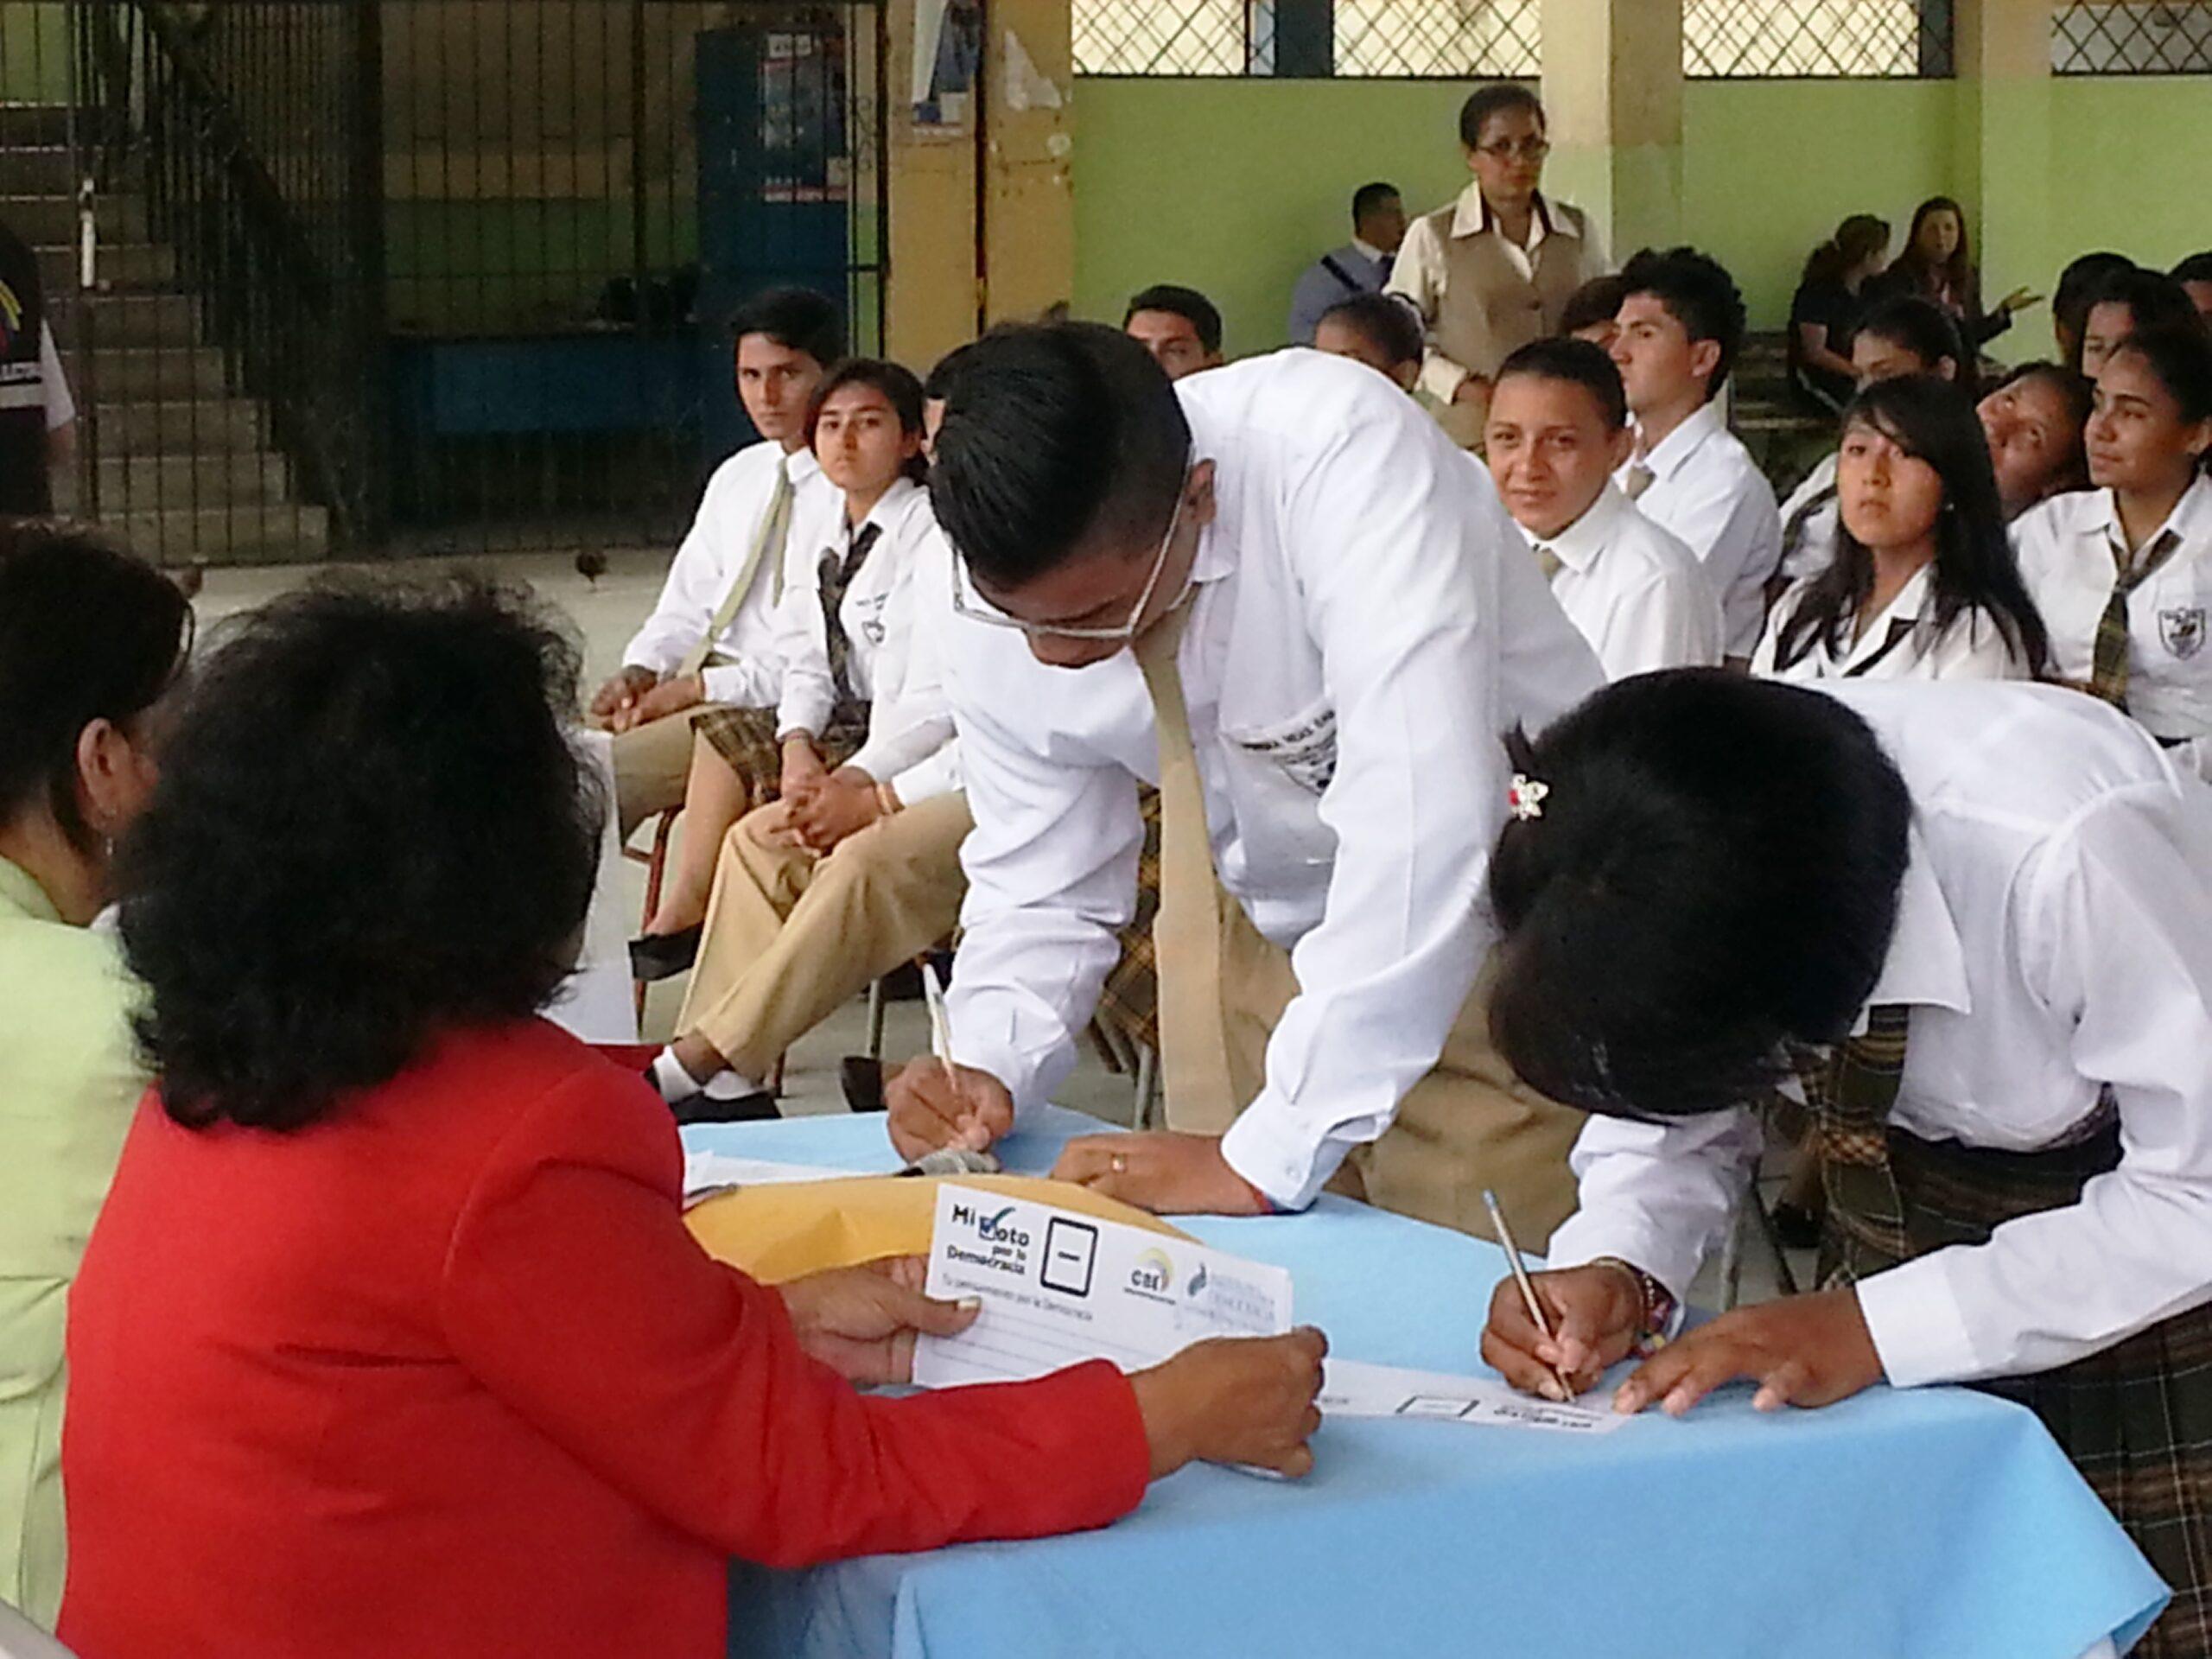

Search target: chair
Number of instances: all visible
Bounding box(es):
[622,806,683,1026]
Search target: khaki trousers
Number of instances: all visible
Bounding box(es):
[1198,901,1586,1247]
[676,791,972,1080]
[611,705,727,837]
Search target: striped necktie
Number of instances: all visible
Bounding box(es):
[1132,601,1239,1133]
[1805,1003,1914,1274]
[2089,526,2183,712]
[820,522,882,705]
[1534,543,1563,581]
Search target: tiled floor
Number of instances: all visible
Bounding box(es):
[194,548,1802,1306]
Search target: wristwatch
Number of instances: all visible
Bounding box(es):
[1591,1256,1676,1357]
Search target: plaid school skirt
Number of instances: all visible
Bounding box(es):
[691,702,868,810]
[1824,1125,2212,1656]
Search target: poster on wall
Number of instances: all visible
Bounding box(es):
[912,0,982,134]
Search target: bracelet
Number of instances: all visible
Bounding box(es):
[874,780,901,817]
[1590,1255,1675,1357]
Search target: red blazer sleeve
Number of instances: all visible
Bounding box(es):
[436,1064,1151,1568]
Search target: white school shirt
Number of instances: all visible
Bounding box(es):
[1618,400,1784,659]
[1751,563,2031,683]
[1775,449,1840,584]
[941,350,1605,1210]
[1527,483,1724,681]
[620,442,832,707]
[2012,476,2212,783]
[1548,680,2212,1389]
[775,475,960,805]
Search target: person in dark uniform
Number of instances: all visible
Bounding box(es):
[0,218,54,517]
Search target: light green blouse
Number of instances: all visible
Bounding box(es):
[0,856,144,1630]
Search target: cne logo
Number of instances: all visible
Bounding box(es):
[1130,1247,1175,1294]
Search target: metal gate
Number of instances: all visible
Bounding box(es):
[0,0,887,567]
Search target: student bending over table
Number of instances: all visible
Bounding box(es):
[57,579,1325,1659]
[1478,670,2212,1659]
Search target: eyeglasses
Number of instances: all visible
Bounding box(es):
[949,477,1194,645]
[1475,137,1551,162]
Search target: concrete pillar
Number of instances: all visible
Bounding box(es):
[1953,0,2054,337]
[1540,0,1682,260]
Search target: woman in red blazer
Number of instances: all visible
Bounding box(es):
[60,578,1324,1659]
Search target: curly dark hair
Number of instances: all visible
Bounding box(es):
[118,576,601,1130]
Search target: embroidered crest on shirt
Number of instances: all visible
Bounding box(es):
[2160,606,2206,660]
[1229,703,1338,794]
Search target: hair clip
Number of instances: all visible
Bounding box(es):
[1509,774,1549,822]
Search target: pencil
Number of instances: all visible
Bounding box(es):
[920,960,959,1092]
[1482,1187,1575,1401]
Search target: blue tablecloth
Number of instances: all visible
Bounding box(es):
[691,1108,2167,1659]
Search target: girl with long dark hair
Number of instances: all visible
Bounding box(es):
[1756,375,2050,682]
[1788,213,1890,411]
[1874,195,2037,351]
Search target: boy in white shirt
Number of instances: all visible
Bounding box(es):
[1609,247,1783,664]
[588,289,842,833]
[1477,671,2212,1658]
[1484,337,1720,680]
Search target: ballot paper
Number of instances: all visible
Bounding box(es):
[680,1152,868,1206]
[912,1185,1293,1387]
[1319,1357,1627,1436]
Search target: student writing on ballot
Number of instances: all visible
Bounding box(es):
[1476,670,2212,1659]
[885,324,1601,1240]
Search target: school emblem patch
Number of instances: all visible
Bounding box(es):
[2161,606,2206,660]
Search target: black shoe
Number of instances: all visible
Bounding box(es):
[1769,1201,1823,1252]
[629,925,702,982]
[841,1056,887,1113]
[671,1089,780,1126]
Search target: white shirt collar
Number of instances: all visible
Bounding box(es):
[784,446,823,486]
[1350,236,1387,264]
[846,474,923,541]
[1530,482,1631,575]
[1639,399,1726,482]
[1859,823,1974,1020]
[1448,184,1571,245]
[2083,472,2212,552]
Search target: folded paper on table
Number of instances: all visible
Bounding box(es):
[686,1173,1192,1286]
[1320,1357,1627,1435]
[913,1184,1291,1387]
[682,1152,871,1205]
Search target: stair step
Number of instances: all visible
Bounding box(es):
[70,345,229,399]
[50,290,201,350]
[92,397,264,455]
[105,501,331,567]
[93,450,290,510]
[35,240,177,292]
[0,191,147,246]
[0,146,79,197]
[0,105,77,149]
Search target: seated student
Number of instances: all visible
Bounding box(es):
[1287,182,1406,346]
[2177,251,2212,325]
[1484,338,1721,680]
[1609,246,1782,665]
[632,359,931,963]
[2015,325,2212,781]
[1477,670,2212,1658]
[1388,82,1608,444]
[1124,284,1224,381]
[2053,250,2136,372]
[1788,213,1891,413]
[59,577,1326,1659]
[2080,265,2205,378]
[1311,290,1424,392]
[0,525,188,1632]
[1756,376,2049,683]
[588,289,842,836]
[1980,361,2094,521]
[642,383,968,1118]
[1869,195,2037,351]
[1775,294,1967,585]
[1559,273,1629,352]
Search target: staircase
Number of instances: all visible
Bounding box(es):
[0,102,329,565]
[1732,330,1835,499]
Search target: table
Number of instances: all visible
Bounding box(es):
[691,1108,2168,1659]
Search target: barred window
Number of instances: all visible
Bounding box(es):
[1071,0,1537,76]
[2053,2,2212,73]
[1684,0,1953,78]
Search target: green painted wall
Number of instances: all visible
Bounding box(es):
[0,3,68,105]
[1073,73,2209,359]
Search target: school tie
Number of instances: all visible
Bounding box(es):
[1622,461,1656,503]
[1132,601,1239,1133]
[1533,543,1563,582]
[1804,1003,1915,1275]
[677,461,795,680]
[819,522,882,705]
[2088,526,2183,712]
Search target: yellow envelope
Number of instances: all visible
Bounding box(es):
[686,1173,1192,1285]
